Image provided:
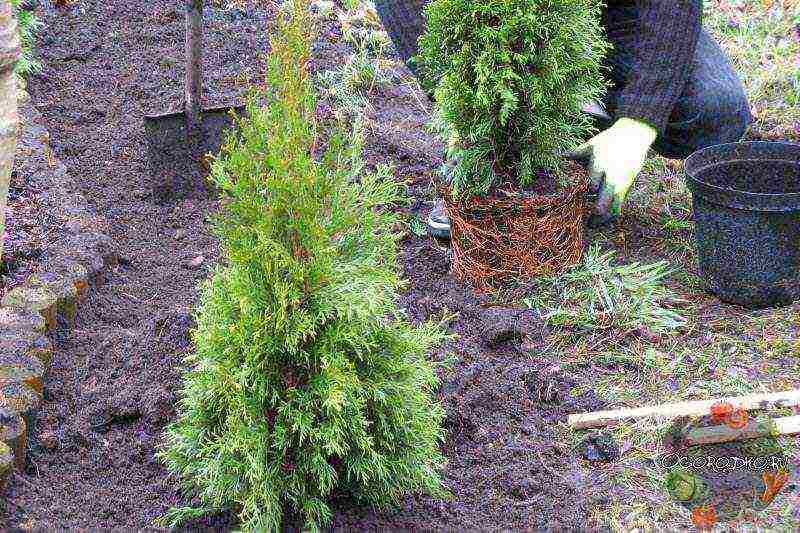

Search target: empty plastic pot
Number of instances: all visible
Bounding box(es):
[684,141,800,308]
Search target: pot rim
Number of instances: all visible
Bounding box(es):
[685,141,800,212]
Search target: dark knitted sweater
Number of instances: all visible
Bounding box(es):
[375,0,703,133]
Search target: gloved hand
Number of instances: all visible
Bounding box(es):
[568,117,657,226]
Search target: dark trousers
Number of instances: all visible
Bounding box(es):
[375,1,753,159]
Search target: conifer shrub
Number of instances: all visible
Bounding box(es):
[417,0,610,198]
[159,1,448,530]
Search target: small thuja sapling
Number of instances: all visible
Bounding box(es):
[418,0,610,199]
[159,0,448,530]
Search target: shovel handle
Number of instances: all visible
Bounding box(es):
[185,0,202,132]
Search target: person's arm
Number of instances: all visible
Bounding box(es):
[569,4,703,223]
[615,1,703,133]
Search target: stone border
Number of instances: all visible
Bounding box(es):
[0,89,116,488]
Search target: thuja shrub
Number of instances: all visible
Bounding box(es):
[417,0,610,198]
[159,1,448,530]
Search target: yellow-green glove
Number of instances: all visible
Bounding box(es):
[569,117,658,224]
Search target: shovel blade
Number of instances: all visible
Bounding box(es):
[144,104,245,200]
[202,105,246,156]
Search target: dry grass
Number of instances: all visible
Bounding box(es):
[706,0,800,141]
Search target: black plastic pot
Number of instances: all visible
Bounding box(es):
[685,141,800,309]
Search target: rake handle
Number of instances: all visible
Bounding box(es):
[185,0,203,133]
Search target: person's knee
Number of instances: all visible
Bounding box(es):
[701,86,753,146]
[656,86,752,159]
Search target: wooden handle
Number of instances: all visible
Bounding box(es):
[568,389,800,430]
[684,415,800,446]
[185,0,203,131]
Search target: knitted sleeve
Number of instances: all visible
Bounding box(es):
[615,1,703,133]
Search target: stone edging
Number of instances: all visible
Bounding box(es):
[0,89,116,487]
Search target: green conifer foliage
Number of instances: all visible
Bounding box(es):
[418,0,610,198]
[159,1,448,530]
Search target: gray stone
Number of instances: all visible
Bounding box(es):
[0,441,12,486]
[0,353,44,396]
[42,256,91,300]
[0,330,54,368]
[0,306,46,334]
[30,270,80,326]
[1,284,59,332]
[185,254,205,270]
[0,382,40,443]
[0,408,26,470]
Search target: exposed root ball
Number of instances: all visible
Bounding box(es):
[444,177,587,291]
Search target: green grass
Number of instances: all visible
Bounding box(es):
[11,0,42,76]
[537,3,800,529]
[528,245,687,334]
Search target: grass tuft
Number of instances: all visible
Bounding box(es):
[526,245,687,335]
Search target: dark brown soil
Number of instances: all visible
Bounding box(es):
[0,0,271,529]
[1,1,610,530]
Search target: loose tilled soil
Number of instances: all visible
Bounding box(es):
[0,0,687,530]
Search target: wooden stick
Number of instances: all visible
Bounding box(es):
[185,0,203,133]
[568,389,800,430]
[684,415,800,446]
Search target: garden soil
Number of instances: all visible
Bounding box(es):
[1,1,615,530]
